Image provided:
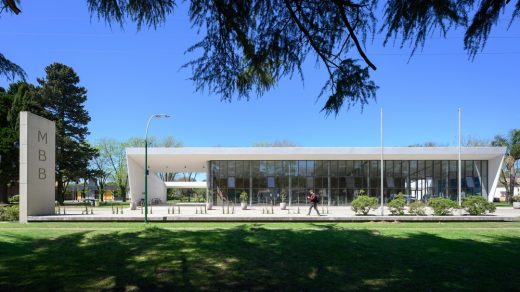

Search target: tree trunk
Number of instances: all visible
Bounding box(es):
[119,185,126,202]
[56,174,64,204]
[510,168,516,202]
[99,182,104,202]
[0,183,8,204]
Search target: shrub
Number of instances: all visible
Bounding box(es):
[428,197,458,215]
[408,202,427,216]
[512,195,520,202]
[388,193,406,215]
[280,191,286,203]
[351,195,378,215]
[8,194,19,204]
[239,191,248,203]
[462,195,496,215]
[0,205,19,221]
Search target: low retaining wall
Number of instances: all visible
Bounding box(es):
[28,215,519,222]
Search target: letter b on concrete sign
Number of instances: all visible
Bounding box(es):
[19,112,55,223]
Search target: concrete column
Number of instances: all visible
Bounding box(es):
[127,155,166,209]
[19,112,55,223]
[488,155,505,202]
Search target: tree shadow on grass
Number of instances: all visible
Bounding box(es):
[1,225,520,291]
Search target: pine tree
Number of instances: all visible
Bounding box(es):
[0,87,16,203]
[36,63,97,203]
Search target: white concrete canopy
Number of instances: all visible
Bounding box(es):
[126,146,506,204]
[164,181,207,189]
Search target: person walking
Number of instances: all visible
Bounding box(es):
[307,190,320,216]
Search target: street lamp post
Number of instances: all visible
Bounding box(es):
[144,114,171,223]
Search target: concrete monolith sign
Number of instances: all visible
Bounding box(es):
[19,111,55,223]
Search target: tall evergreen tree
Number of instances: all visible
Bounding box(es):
[0,87,16,203]
[36,63,97,203]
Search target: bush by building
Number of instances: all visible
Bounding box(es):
[428,197,458,216]
[0,205,19,221]
[8,194,19,204]
[351,195,378,215]
[388,193,406,215]
[408,201,427,216]
[462,195,496,215]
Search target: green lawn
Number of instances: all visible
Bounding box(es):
[1,222,519,291]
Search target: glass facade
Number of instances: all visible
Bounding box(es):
[209,160,488,205]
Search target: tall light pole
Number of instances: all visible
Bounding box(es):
[458,108,462,212]
[144,114,171,223]
[380,108,384,216]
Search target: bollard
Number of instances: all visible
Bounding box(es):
[297,205,300,214]
[120,208,123,214]
[262,208,265,214]
[178,205,180,214]
[196,208,198,214]
[63,205,66,215]
[150,205,153,215]
[111,204,114,214]
[232,203,235,214]
[168,207,170,214]
[141,207,143,214]
[204,205,207,214]
[227,202,230,214]
[116,206,119,214]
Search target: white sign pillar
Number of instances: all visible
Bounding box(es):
[19,111,55,223]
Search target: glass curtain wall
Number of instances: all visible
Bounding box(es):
[209,160,488,205]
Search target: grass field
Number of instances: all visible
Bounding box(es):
[1,222,520,291]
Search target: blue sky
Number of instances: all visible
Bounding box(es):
[1,1,519,147]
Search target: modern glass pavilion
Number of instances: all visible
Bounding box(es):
[125,147,505,207]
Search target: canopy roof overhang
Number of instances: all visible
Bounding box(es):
[126,147,506,173]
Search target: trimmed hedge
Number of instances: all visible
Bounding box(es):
[428,197,458,216]
[0,205,19,221]
[388,194,406,215]
[462,195,496,215]
[8,194,19,204]
[408,201,427,216]
[351,195,378,215]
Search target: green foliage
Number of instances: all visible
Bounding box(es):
[408,202,427,216]
[7,194,19,204]
[462,196,496,215]
[0,204,19,221]
[0,53,26,81]
[3,2,520,115]
[492,129,520,199]
[239,191,248,203]
[428,197,458,216]
[351,195,378,215]
[280,191,286,202]
[36,63,98,203]
[388,193,406,215]
[513,196,520,202]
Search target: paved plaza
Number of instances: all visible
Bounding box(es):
[28,204,520,222]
